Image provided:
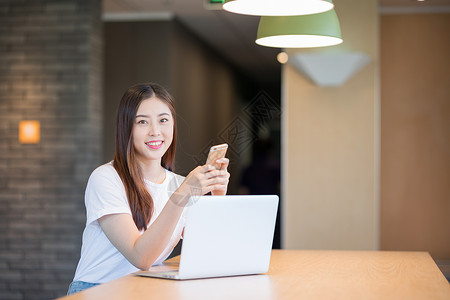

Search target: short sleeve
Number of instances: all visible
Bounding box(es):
[84,164,131,225]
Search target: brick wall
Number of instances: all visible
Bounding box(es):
[0,0,102,299]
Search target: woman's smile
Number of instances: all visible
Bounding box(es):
[145,140,164,150]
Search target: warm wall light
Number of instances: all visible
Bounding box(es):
[19,120,40,144]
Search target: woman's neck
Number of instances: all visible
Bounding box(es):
[137,159,166,184]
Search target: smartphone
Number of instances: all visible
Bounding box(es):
[206,143,228,169]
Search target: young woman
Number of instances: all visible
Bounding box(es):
[67,83,230,295]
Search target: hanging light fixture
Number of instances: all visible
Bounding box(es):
[223,0,334,16]
[256,9,343,48]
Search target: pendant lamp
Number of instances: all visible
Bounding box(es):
[223,0,334,16]
[256,9,343,48]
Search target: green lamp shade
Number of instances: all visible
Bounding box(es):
[223,0,334,16]
[256,9,343,48]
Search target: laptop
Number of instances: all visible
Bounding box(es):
[137,195,279,280]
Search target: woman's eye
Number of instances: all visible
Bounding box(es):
[160,118,169,123]
[137,120,147,124]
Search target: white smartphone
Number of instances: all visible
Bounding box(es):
[206,143,228,169]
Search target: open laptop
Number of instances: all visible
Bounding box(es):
[137,195,279,280]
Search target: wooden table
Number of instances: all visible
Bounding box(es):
[60,250,450,300]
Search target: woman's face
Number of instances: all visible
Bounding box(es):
[132,97,174,165]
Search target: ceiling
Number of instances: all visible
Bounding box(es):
[102,0,450,86]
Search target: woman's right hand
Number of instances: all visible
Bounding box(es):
[172,164,229,206]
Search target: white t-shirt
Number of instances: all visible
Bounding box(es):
[73,161,186,283]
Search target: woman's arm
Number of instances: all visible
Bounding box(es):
[98,164,230,270]
[98,200,183,270]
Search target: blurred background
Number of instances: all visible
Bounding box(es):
[0,0,449,298]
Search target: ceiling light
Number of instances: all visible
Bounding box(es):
[256,9,343,48]
[223,0,334,16]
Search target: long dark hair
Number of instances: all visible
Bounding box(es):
[113,83,177,230]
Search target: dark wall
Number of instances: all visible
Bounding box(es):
[0,0,103,299]
[103,21,172,162]
[170,19,240,179]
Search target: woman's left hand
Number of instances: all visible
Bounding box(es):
[211,158,230,196]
